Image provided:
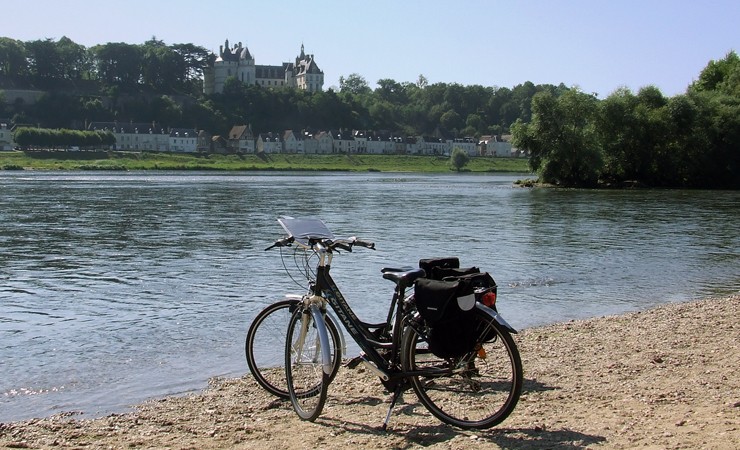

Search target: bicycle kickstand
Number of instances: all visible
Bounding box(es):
[381,383,404,431]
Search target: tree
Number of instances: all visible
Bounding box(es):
[690,51,740,94]
[172,43,213,93]
[416,74,428,89]
[339,73,371,95]
[439,109,463,133]
[0,37,28,81]
[375,78,408,104]
[450,147,470,172]
[141,43,183,92]
[90,42,143,88]
[56,36,89,80]
[512,89,602,186]
[25,39,63,86]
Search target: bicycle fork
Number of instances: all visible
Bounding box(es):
[295,296,333,377]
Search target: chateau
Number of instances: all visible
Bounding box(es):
[203,39,324,95]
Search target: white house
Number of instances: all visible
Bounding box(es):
[353,130,368,154]
[89,122,169,151]
[169,128,198,153]
[0,123,15,150]
[330,130,355,154]
[256,133,282,153]
[417,136,448,155]
[314,131,333,154]
[302,131,318,154]
[366,131,398,154]
[478,135,513,157]
[282,130,304,153]
[451,137,478,156]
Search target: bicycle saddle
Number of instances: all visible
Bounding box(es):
[381,268,426,288]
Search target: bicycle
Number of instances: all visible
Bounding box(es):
[273,216,523,430]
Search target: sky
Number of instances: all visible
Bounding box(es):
[3,0,739,98]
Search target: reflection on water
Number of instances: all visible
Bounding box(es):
[0,171,738,422]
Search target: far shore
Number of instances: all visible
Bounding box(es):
[1,294,737,449]
[0,151,532,173]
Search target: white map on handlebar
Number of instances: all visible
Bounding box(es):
[278,217,335,245]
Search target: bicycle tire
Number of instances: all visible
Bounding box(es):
[285,306,330,421]
[245,299,341,398]
[401,307,523,429]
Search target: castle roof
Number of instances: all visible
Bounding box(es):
[218,40,252,63]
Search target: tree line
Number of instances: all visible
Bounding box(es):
[511,51,739,189]
[0,36,560,137]
[0,36,737,188]
[0,36,211,94]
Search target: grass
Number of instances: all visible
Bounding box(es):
[0,151,531,173]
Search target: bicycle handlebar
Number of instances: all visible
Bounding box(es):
[264,235,375,252]
[326,237,376,253]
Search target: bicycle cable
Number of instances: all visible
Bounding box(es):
[279,245,315,290]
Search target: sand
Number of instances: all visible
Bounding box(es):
[1,295,738,449]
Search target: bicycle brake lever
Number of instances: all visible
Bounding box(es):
[265,236,294,251]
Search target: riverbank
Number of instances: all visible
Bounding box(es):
[1,295,737,449]
[0,151,531,173]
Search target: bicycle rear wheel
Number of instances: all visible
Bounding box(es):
[401,308,522,429]
[246,299,341,398]
[285,306,330,421]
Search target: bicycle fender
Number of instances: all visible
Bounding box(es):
[283,294,347,355]
[475,303,518,334]
[308,304,334,376]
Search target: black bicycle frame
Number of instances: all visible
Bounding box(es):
[313,263,405,375]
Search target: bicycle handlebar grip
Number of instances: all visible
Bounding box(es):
[332,241,353,252]
[354,239,376,250]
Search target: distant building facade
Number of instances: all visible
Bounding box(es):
[203,40,324,95]
[0,122,16,150]
[88,122,196,152]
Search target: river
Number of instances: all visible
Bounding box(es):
[0,171,738,422]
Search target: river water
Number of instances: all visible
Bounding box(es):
[1,171,738,422]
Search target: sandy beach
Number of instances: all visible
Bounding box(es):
[1,295,738,449]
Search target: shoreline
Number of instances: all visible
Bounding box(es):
[1,295,738,449]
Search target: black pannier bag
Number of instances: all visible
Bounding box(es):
[431,266,480,280]
[419,257,459,277]
[414,268,499,359]
[418,257,480,281]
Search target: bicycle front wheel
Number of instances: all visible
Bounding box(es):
[246,299,341,399]
[401,308,523,429]
[285,306,330,421]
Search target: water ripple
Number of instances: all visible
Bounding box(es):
[0,171,737,423]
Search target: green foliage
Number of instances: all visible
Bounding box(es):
[511,54,739,189]
[690,51,740,95]
[0,37,28,80]
[512,89,602,186]
[13,126,115,149]
[450,147,470,171]
[339,73,371,95]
